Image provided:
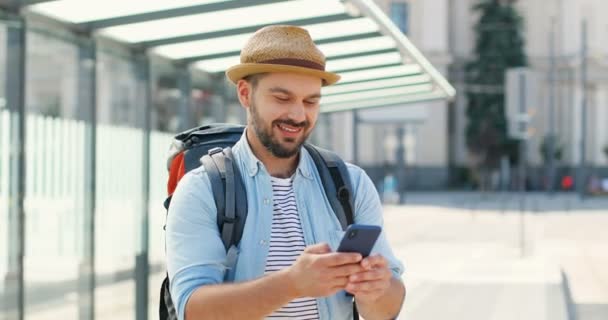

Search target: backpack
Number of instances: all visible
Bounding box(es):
[159,124,359,320]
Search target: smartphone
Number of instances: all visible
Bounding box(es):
[337,224,381,258]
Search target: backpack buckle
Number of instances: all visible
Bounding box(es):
[223,217,237,224]
[209,147,223,155]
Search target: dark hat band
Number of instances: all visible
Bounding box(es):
[259,58,325,71]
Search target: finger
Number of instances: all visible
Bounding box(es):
[331,264,366,277]
[349,268,392,282]
[348,269,389,283]
[346,279,388,293]
[329,276,350,288]
[318,252,362,267]
[304,243,331,254]
[361,255,388,270]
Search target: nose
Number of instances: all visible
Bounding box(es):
[287,102,306,124]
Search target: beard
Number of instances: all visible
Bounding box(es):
[249,97,311,159]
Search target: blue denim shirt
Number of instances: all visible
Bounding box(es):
[166,131,404,320]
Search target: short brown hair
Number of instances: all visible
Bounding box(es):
[243,73,268,90]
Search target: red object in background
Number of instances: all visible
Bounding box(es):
[561,175,574,190]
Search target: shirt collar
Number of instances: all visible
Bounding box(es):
[232,128,314,180]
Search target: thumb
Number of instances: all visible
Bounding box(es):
[304,243,332,254]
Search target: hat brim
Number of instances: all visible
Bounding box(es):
[226,63,340,86]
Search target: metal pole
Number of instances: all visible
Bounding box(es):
[78,37,97,320]
[518,72,527,258]
[396,125,406,204]
[352,111,359,164]
[578,20,588,198]
[5,13,26,320]
[547,17,557,194]
[135,54,151,320]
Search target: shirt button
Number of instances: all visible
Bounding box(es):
[259,240,266,246]
[264,198,271,205]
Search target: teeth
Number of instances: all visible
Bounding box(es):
[279,124,298,133]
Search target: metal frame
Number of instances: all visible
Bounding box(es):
[346,0,456,100]
[5,11,26,320]
[77,35,97,320]
[135,53,151,320]
[82,0,290,30]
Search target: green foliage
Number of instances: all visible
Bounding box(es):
[466,0,527,168]
[603,145,608,160]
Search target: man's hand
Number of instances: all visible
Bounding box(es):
[345,254,393,303]
[285,243,365,298]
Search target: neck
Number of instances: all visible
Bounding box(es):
[246,128,299,178]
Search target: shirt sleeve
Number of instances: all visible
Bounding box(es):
[347,164,405,278]
[165,168,227,320]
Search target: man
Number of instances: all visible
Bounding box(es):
[166,25,405,320]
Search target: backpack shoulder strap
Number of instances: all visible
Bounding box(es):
[304,144,359,320]
[304,144,355,229]
[200,147,248,252]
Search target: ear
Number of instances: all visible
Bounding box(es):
[236,79,252,109]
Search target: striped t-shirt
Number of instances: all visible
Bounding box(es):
[265,176,320,320]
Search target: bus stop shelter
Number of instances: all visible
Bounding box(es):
[0,1,455,319]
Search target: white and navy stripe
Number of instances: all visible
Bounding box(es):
[265,176,319,320]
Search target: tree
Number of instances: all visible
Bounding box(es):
[465,0,527,174]
[603,145,608,162]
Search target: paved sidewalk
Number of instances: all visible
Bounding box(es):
[383,193,608,320]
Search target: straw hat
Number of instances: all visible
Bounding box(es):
[226,25,340,86]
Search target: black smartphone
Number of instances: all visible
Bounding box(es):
[337,224,381,258]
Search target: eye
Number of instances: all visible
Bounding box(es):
[275,96,290,103]
[304,99,319,106]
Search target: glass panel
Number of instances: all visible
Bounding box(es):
[28,0,231,24]
[192,72,228,126]
[321,90,444,113]
[154,33,249,60]
[327,52,402,72]
[150,62,180,133]
[305,17,378,40]
[321,83,434,105]
[194,56,239,73]
[100,0,346,43]
[319,37,396,58]
[26,32,81,120]
[193,39,398,74]
[24,31,82,320]
[339,64,421,83]
[97,52,142,127]
[147,130,173,317]
[153,17,378,60]
[95,52,142,320]
[323,74,431,96]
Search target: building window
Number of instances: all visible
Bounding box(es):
[390,2,409,34]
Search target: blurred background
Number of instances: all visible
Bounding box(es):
[0,0,606,319]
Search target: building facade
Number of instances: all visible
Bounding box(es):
[346,0,608,189]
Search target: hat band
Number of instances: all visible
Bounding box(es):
[259,58,325,71]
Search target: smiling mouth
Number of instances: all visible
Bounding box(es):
[277,123,303,134]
